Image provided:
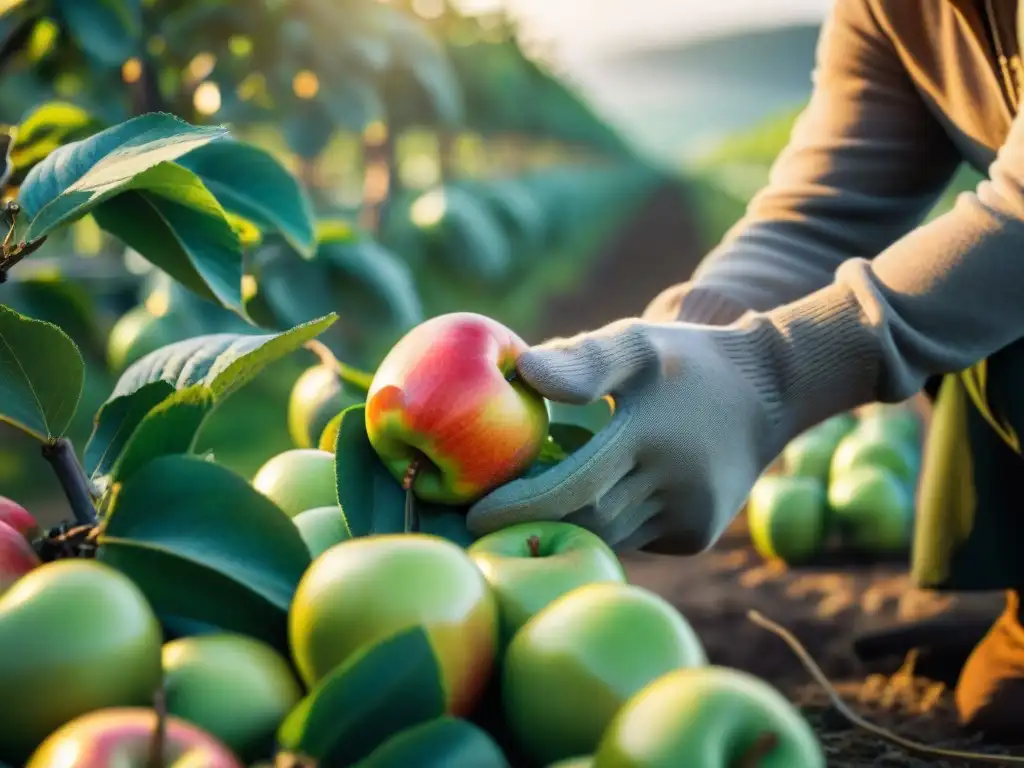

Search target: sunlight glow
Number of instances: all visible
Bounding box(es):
[193,81,222,115]
[121,57,142,84]
[410,189,447,227]
[292,70,320,100]
[411,0,445,19]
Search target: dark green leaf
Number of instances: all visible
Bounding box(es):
[418,504,475,548]
[537,435,569,464]
[54,0,141,67]
[546,398,614,434]
[91,162,244,312]
[178,139,316,257]
[97,455,311,652]
[84,380,174,478]
[84,316,336,478]
[277,627,445,766]
[19,112,226,237]
[109,384,215,483]
[0,304,83,441]
[548,425,593,455]
[319,235,423,335]
[357,718,509,768]
[332,404,405,537]
[4,271,106,359]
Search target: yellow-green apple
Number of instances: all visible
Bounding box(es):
[548,759,594,768]
[468,521,626,645]
[0,520,40,596]
[830,426,918,486]
[288,363,364,449]
[746,476,828,566]
[0,560,163,761]
[251,449,337,518]
[25,708,243,768]
[503,582,706,765]
[292,505,352,559]
[289,533,499,715]
[106,305,183,372]
[0,496,40,541]
[365,312,549,505]
[781,413,856,482]
[828,466,914,553]
[593,666,824,767]
[162,633,303,761]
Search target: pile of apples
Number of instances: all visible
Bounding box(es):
[0,313,828,767]
[747,403,924,566]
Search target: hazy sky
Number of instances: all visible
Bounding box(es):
[454,0,831,62]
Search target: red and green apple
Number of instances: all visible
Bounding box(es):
[365,312,549,505]
[26,708,243,768]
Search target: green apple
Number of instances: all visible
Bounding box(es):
[288,363,364,449]
[548,759,594,768]
[251,449,337,518]
[503,582,706,765]
[828,465,913,553]
[106,306,183,372]
[857,403,923,446]
[747,475,827,565]
[162,633,303,761]
[593,666,824,767]
[365,312,549,505]
[830,426,918,485]
[289,533,499,716]
[0,560,163,761]
[781,413,856,481]
[468,521,626,645]
[26,708,243,768]
[293,505,352,558]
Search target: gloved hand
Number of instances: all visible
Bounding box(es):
[465,317,790,553]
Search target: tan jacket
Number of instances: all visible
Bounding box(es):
[640,0,1024,448]
[647,0,1022,324]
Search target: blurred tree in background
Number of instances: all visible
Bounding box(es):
[0,0,663,510]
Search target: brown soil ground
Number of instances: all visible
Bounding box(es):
[566,179,1024,766]
[623,515,1024,767]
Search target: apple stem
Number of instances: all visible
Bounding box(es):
[41,438,97,526]
[527,535,541,557]
[146,685,168,768]
[403,460,420,534]
[735,731,778,767]
[304,339,337,370]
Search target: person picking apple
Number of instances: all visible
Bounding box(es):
[466,0,1024,744]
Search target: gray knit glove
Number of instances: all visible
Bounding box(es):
[465,318,785,553]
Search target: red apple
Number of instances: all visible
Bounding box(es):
[0,520,39,596]
[365,312,549,505]
[0,496,40,541]
[25,707,243,767]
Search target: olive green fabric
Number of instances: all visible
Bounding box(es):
[914,343,1024,591]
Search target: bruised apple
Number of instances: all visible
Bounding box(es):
[365,312,549,505]
[25,708,243,768]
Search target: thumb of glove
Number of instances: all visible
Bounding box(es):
[516,319,659,404]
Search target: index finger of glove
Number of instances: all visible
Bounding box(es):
[467,413,635,535]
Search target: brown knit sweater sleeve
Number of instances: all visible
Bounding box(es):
[643,0,962,326]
